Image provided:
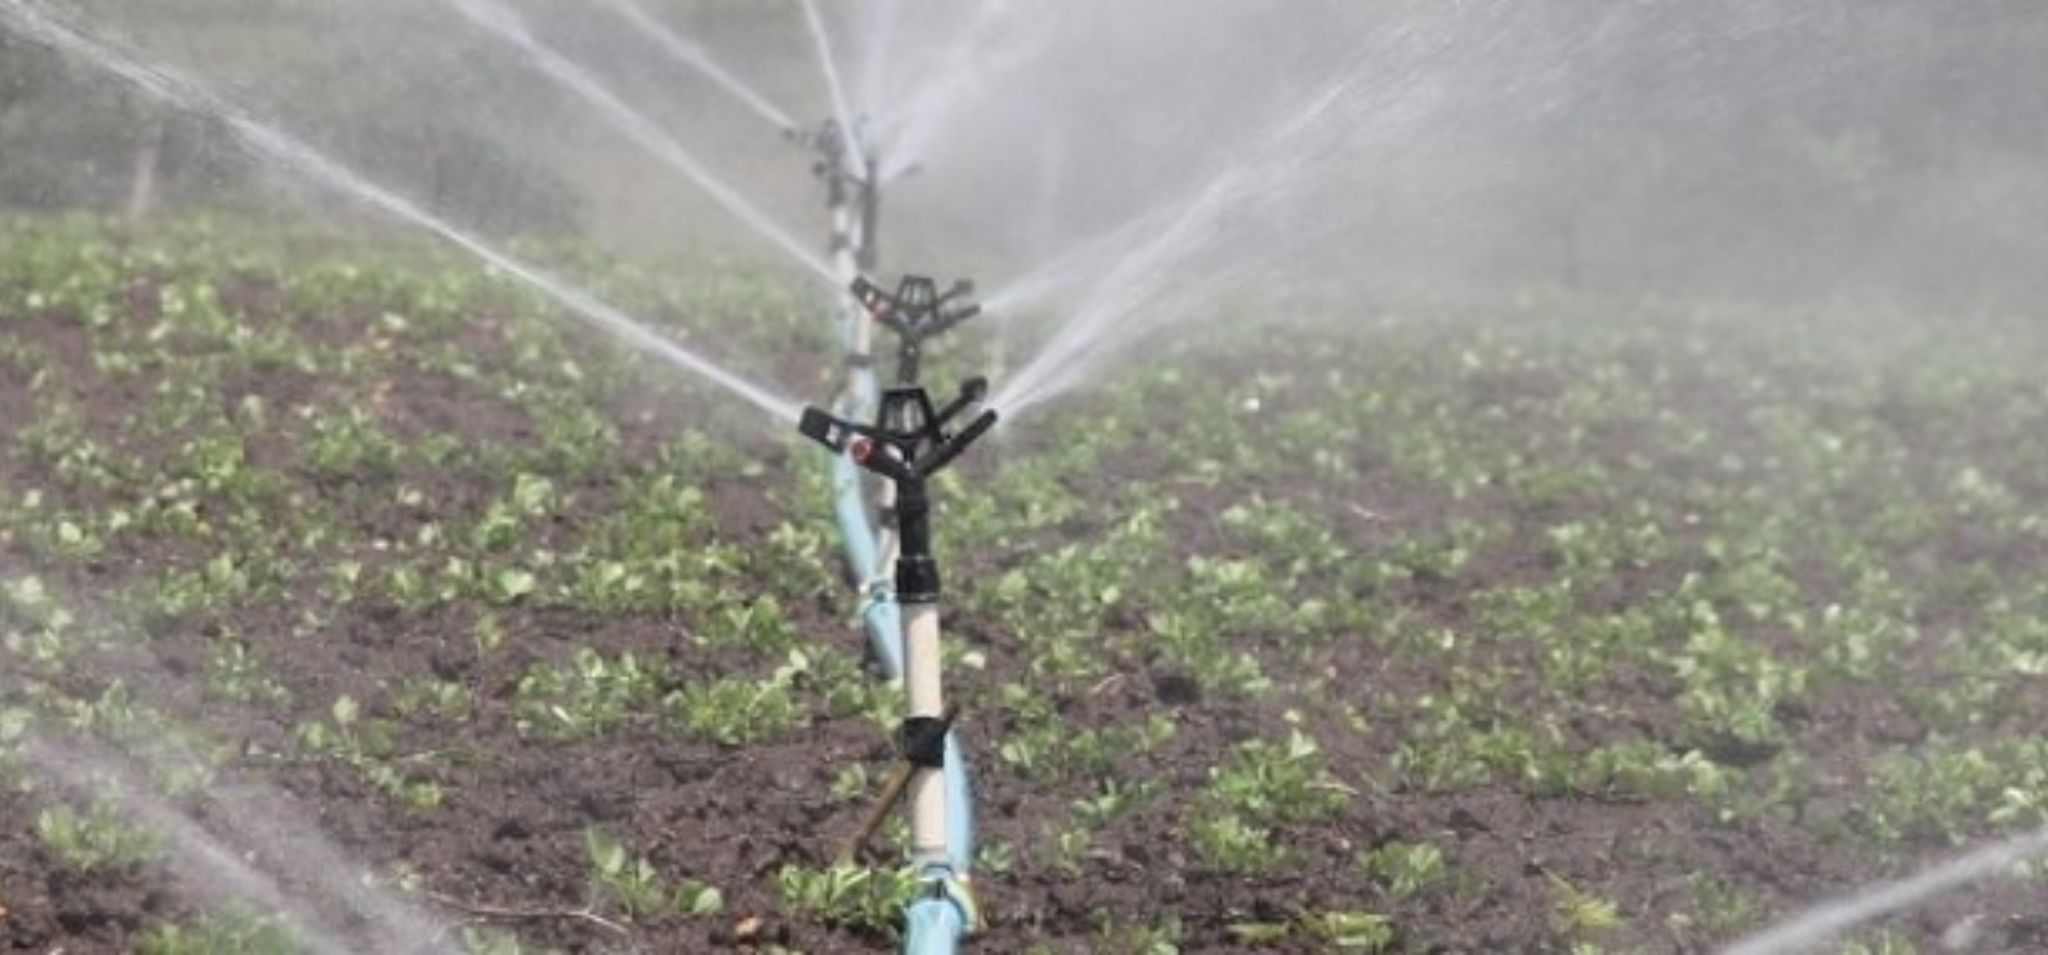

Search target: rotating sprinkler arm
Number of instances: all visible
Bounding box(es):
[799,378,990,464]
[850,275,982,385]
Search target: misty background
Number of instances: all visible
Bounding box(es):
[2,0,2044,316]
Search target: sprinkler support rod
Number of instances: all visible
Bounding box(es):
[791,117,879,400]
[857,144,880,273]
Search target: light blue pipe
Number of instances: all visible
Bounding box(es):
[855,580,906,686]
[832,367,883,587]
[902,891,970,955]
[938,735,973,875]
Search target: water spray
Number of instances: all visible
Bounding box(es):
[0,0,804,428]
[871,0,1029,183]
[444,0,838,286]
[798,377,996,939]
[591,0,798,132]
[24,739,460,955]
[856,0,903,118]
[1721,827,2048,955]
[797,0,859,167]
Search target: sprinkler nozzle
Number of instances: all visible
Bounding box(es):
[851,274,892,319]
[799,406,850,451]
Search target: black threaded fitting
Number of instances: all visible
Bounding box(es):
[896,554,940,604]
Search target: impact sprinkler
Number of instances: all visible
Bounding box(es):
[852,274,980,385]
[798,378,996,930]
[788,118,880,272]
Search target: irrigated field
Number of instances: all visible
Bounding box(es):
[3,219,2047,953]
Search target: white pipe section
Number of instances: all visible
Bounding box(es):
[902,601,948,865]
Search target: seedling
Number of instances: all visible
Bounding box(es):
[137,906,302,955]
[36,799,163,873]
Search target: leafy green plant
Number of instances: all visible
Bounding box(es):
[1307,910,1395,951]
[664,651,807,746]
[303,405,399,478]
[1208,730,1349,823]
[584,827,723,921]
[295,696,443,810]
[1548,873,1621,943]
[1188,809,1289,873]
[773,862,917,934]
[137,907,303,955]
[208,638,292,707]
[513,649,662,741]
[1093,911,1184,955]
[37,799,162,873]
[1360,840,1449,901]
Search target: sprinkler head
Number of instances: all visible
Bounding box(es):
[799,406,865,454]
[798,378,998,603]
[791,117,875,198]
[851,273,982,385]
[797,377,997,483]
[798,381,991,602]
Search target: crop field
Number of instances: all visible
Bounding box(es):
[1,218,2047,954]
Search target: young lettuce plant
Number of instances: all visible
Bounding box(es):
[137,906,303,955]
[773,861,919,934]
[36,798,163,873]
[585,827,723,921]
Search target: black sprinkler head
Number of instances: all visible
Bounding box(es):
[792,117,875,196]
[797,377,996,484]
[852,273,982,385]
[797,378,998,602]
